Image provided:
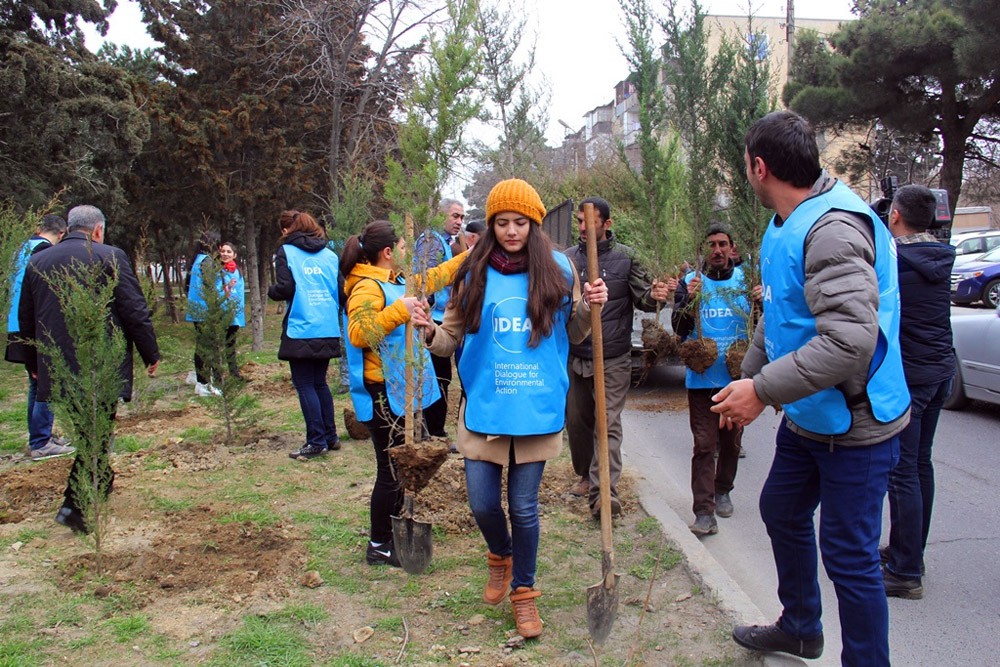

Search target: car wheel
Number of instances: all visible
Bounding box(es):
[983,279,1000,309]
[943,360,969,411]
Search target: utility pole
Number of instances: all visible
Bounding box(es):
[786,0,796,70]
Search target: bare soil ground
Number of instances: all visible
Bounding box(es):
[0,321,743,666]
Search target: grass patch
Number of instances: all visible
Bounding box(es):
[217,508,281,528]
[115,434,152,453]
[178,426,215,444]
[210,615,310,667]
[148,495,195,512]
[0,637,45,666]
[104,614,149,643]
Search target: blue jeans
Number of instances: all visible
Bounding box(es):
[887,378,951,579]
[27,372,54,450]
[288,358,336,449]
[760,420,898,667]
[464,451,545,590]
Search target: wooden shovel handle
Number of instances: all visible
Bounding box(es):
[583,204,614,556]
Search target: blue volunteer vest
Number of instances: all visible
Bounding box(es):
[344,278,440,421]
[458,252,575,436]
[6,237,45,334]
[684,266,749,390]
[428,230,453,322]
[284,245,341,340]
[759,180,909,435]
[185,254,209,322]
[224,267,246,327]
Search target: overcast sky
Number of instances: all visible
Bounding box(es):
[83,0,856,200]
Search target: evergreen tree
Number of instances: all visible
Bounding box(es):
[41,258,126,568]
[784,0,1000,213]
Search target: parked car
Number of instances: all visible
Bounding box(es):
[945,304,1000,409]
[951,245,1000,308]
[950,229,1000,257]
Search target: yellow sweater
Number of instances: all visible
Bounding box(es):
[344,252,466,383]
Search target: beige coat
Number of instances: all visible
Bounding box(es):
[426,263,593,465]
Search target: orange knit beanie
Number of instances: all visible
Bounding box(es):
[485,179,546,225]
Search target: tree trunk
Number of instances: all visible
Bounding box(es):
[939,128,965,217]
[244,213,265,352]
[159,250,179,323]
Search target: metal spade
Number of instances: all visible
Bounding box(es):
[582,202,620,644]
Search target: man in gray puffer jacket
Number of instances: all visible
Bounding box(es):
[713,111,909,666]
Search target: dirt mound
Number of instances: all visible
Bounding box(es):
[725,339,749,379]
[679,338,718,374]
[0,459,72,523]
[116,408,189,431]
[343,408,370,440]
[390,439,450,493]
[411,452,636,534]
[640,319,677,362]
[62,506,305,604]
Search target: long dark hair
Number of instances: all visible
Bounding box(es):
[448,221,570,347]
[340,220,399,281]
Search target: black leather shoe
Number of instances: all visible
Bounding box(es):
[879,545,925,575]
[289,444,328,460]
[327,437,342,451]
[883,570,923,599]
[732,623,823,659]
[55,506,90,535]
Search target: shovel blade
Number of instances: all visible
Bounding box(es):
[586,572,621,644]
[391,514,433,575]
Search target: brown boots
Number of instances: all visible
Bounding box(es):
[483,552,513,605]
[509,586,543,638]
[483,553,543,638]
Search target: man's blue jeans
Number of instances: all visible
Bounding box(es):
[887,378,951,579]
[27,372,54,451]
[760,420,898,667]
[464,452,545,590]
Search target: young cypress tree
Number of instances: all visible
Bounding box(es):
[41,260,126,568]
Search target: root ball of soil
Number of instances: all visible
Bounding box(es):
[679,338,718,375]
[389,439,450,493]
[725,340,749,380]
[640,319,677,364]
[344,408,370,440]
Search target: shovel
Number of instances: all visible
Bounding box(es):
[582,202,620,644]
[391,212,434,574]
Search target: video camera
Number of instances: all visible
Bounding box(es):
[870,175,951,232]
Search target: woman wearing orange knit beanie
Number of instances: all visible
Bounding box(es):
[415,178,608,638]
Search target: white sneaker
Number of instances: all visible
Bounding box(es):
[186,370,197,385]
[195,382,222,397]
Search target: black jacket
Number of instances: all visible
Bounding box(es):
[564,231,657,359]
[18,232,159,402]
[897,241,956,385]
[268,232,341,360]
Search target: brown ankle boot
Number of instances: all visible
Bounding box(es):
[509,586,543,638]
[483,552,513,605]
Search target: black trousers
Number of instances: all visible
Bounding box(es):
[423,350,452,437]
[63,412,117,514]
[364,383,404,544]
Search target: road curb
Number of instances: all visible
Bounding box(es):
[634,473,808,667]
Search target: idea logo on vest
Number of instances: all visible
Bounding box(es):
[491,296,533,354]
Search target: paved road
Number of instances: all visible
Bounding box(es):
[623,355,1000,666]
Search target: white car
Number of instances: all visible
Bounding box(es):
[945,304,1000,409]
[950,230,1000,257]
